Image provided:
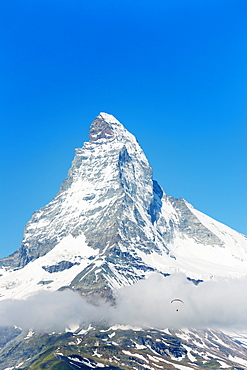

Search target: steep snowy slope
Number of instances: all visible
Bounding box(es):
[0,112,247,302]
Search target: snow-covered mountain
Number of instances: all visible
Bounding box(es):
[0,112,247,302]
[1,112,247,370]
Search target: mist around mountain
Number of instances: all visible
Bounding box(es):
[0,113,247,369]
[1,273,247,333]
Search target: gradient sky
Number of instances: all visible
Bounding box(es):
[0,0,246,258]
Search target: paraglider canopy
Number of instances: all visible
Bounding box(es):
[171,299,184,312]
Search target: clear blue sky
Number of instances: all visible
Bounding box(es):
[0,0,246,258]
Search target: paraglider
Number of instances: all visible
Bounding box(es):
[171,298,184,312]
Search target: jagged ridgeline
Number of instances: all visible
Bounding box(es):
[1,113,247,369]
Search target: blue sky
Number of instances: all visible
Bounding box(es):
[0,0,246,258]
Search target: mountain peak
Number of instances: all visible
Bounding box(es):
[89,112,129,143]
[98,112,120,124]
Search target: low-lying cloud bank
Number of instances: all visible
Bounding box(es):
[0,273,247,332]
[114,273,247,329]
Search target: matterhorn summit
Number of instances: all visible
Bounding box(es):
[0,112,247,302]
[1,113,247,370]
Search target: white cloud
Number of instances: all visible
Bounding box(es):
[113,273,247,329]
[0,290,109,332]
[1,273,247,332]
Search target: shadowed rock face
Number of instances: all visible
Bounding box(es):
[42,260,79,273]
[0,326,22,349]
[169,197,223,246]
[89,116,115,142]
